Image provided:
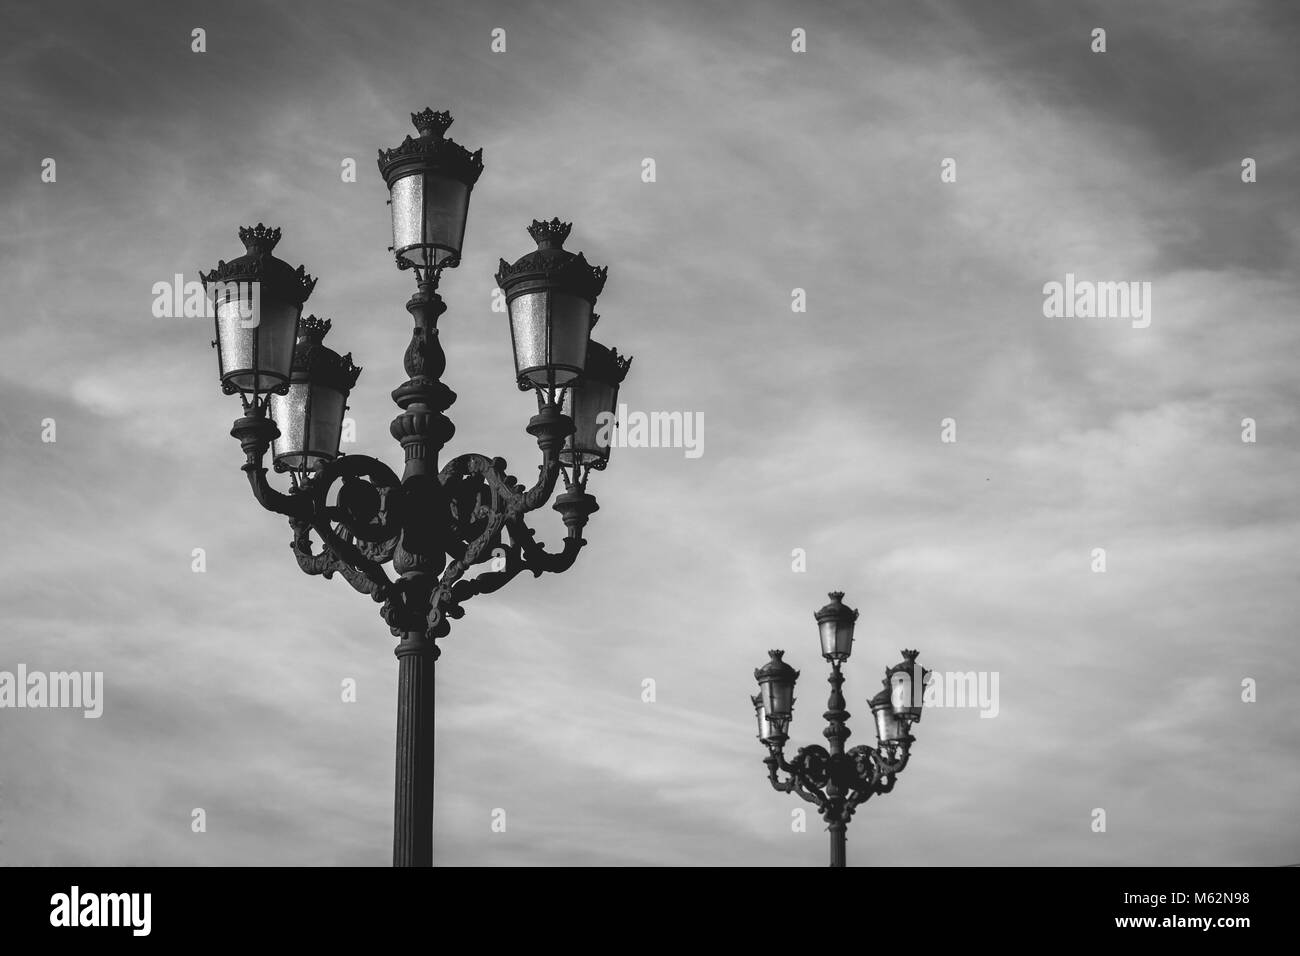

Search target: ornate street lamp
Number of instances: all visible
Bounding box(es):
[751,592,929,867]
[205,108,631,867]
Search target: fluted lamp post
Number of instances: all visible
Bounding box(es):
[202,108,631,867]
[751,592,930,867]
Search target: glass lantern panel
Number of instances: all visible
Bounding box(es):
[270,383,310,469]
[875,705,903,743]
[255,298,299,390]
[305,386,346,464]
[390,174,424,263]
[421,176,469,267]
[819,620,839,658]
[763,681,794,718]
[215,292,254,385]
[890,671,915,713]
[547,292,592,386]
[215,288,297,394]
[391,174,469,269]
[509,291,550,385]
[562,378,617,467]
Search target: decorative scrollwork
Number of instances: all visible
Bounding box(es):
[234,323,595,649]
[761,725,915,828]
[310,455,403,545]
[289,519,387,599]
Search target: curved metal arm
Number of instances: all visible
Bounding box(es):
[764,753,827,809]
[873,738,912,777]
[520,446,563,514]
[512,517,584,574]
[792,777,828,809]
[309,514,394,593]
[447,543,527,605]
[231,411,392,595]
[764,745,830,809]
[231,408,308,519]
[290,520,386,599]
[291,519,337,577]
[278,454,402,594]
[422,445,586,638]
[845,744,885,810]
[245,465,309,519]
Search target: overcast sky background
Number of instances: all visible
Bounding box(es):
[1,0,1297,866]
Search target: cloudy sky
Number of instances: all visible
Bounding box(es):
[1,0,1297,866]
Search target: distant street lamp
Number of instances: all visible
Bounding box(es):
[202,108,631,867]
[752,592,929,867]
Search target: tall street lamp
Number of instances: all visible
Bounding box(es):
[201,108,632,867]
[751,592,930,867]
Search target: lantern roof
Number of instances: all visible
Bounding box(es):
[377,108,484,188]
[495,218,608,303]
[199,223,317,304]
[583,340,632,386]
[754,649,799,684]
[885,649,923,680]
[292,315,361,392]
[814,591,860,627]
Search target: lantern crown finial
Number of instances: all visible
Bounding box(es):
[300,314,332,341]
[525,215,572,247]
[239,223,281,255]
[527,218,572,249]
[411,108,453,139]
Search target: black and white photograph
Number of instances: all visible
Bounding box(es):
[0,0,1295,936]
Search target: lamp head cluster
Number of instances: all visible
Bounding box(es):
[206,109,632,494]
[751,592,928,751]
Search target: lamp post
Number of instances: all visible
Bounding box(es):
[201,108,631,867]
[752,592,929,867]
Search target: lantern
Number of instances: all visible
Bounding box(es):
[557,337,631,471]
[269,316,361,474]
[377,108,483,275]
[870,687,904,745]
[887,649,929,724]
[201,223,315,399]
[754,649,799,739]
[496,218,607,390]
[815,591,859,662]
